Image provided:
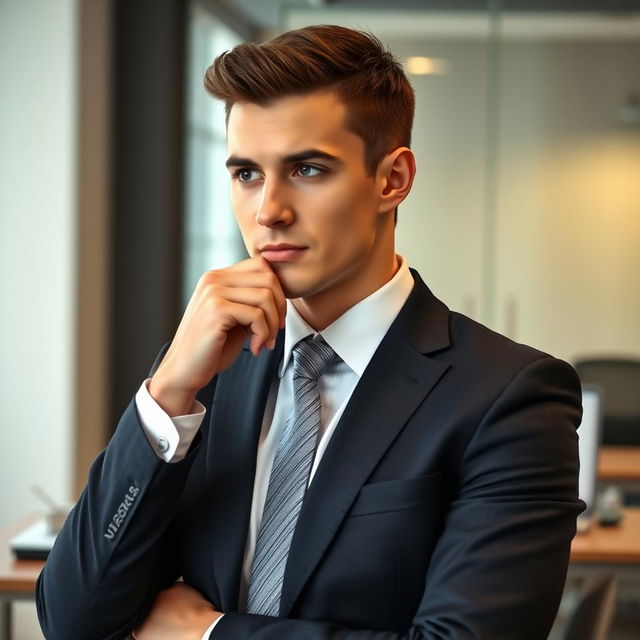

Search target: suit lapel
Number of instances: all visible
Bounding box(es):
[208,335,283,611]
[279,273,451,616]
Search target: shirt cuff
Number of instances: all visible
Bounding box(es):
[135,378,206,462]
[201,614,224,639]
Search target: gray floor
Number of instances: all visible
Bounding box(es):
[609,619,640,640]
[608,603,640,640]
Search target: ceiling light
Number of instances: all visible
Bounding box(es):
[404,57,449,75]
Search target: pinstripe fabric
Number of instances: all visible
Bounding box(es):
[246,336,340,616]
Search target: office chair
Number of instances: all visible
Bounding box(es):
[574,358,640,446]
[561,573,617,640]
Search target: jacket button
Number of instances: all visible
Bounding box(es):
[157,437,169,453]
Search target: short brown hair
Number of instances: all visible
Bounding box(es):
[204,24,415,175]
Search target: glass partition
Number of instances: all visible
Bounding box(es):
[282,4,640,363]
[494,11,640,361]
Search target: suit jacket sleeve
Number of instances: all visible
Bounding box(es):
[35,347,209,640]
[208,355,583,640]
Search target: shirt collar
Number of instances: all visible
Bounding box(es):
[279,256,414,377]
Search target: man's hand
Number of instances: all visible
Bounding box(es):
[149,257,286,416]
[132,582,222,640]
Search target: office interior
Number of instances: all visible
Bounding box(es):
[0,0,639,638]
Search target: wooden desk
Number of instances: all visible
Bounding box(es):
[571,508,640,563]
[568,508,640,610]
[552,512,640,640]
[0,515,44,640]
[598,446,640,483]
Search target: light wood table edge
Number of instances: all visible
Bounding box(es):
[0,514,46,594]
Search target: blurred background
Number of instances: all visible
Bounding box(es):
[1,0,639,638]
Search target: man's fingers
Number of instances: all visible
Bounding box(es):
[229,266,286,324]
[199,264,286,328]
[217,300,272,355]
[155,257,286,402]
[222,254,269,271]
[213,286,281,345]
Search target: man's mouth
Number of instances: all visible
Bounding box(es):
[259,244,307,263]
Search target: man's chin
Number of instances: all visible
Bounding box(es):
[281,283,309,301]
[269,261,334,302]
[271,269,313,301]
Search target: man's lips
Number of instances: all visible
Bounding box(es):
[259,244,307,263]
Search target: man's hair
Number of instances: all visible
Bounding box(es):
[204,24,415,175]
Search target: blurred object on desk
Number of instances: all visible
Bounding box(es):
[9,520,56,561]
[577,385,603,533]
[571,508,640,564]
[597,486,624,527]
[574,358,640,446]
[29,486,70,535]
[598,446,640,508]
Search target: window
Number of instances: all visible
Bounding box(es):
[183,4,246,305]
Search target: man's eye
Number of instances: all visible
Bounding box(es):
[235,169,260,182]
[296,164,322,178]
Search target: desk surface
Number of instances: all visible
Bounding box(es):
[598,446,640,481]
[571,508,640,563]
[0,515,44,594]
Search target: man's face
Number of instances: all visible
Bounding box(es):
[226,90,392,310]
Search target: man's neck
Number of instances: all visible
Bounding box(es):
[291,254,399,331]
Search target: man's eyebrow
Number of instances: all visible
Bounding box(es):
[282,149,340,164]
[225,156,258,169]
[225,149,340,169]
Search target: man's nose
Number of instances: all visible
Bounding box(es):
[255,179,294,228]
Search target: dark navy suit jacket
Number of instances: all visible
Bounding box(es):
[37,271,583,639]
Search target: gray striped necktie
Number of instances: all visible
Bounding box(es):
[247,336,340,616]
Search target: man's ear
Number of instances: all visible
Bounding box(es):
[377,147,416,214]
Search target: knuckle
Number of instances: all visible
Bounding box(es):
[197,271,211,287]
[199,269,221,287]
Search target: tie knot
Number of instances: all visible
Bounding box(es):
[292,336,340,381]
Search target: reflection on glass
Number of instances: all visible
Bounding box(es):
[279,6,640,361]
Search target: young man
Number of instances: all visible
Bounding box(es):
[37,25,583,640]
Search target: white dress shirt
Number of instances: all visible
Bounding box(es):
[135,256,414,638]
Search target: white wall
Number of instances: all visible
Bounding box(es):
[0,0,77,526]
[494,40,640,362]
[392,38,489,321]
[390,35,640,364]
